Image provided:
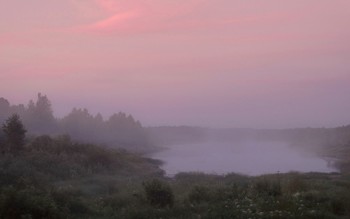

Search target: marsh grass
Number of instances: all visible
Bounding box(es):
[0,135,350,218]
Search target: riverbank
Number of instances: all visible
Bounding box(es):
[1,134,350,218]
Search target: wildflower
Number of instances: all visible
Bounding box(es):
[293,192,300,197]
[309,210,316,214]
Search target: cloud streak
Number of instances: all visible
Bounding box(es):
[75,0,238,35]
[80,10,141,33]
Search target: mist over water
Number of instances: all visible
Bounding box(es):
[151,141,337,176]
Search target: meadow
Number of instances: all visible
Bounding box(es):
[1,134,349,219]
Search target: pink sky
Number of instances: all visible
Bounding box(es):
[1,0,350,128]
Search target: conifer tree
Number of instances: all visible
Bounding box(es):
[2,114,27,153]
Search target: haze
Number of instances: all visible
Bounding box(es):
[1,0,350,128]
[151,141,336,176]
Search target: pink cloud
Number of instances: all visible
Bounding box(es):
[81,10,141,33]
[75,0,227,35]
[72,0,299,38]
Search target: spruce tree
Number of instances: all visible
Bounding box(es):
[2,114,27,154]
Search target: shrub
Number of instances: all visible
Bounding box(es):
[143,179,174,208]
[0,187,60,219]
[188,185,211,203]
[253,177,282,197]
[284,174,307,194]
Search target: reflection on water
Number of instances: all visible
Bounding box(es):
[151,141,337,176]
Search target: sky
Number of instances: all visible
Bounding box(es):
[1,0,350,128]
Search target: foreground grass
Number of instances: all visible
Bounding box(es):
[1,135,350,218]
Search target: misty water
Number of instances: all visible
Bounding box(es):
[151,141,337,176]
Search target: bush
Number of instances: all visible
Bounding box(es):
[0,187,61,219]
[253,177,282,197]
[188,185,211,203]
[143,179,174,208]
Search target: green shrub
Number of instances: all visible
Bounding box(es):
[142,179,174,208]
[188,185,211,203]
[0,187,60,219]
[252,177,282,197]
[283,174,307,194]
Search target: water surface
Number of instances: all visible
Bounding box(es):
[151,141,337,176]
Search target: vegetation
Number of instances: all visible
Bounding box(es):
[1,114,27,154]
[0,125,349,218]
[143,179,174,208]
[2,157,348,219]
[1,101,350,218]
[0,122,164,218]
[0,94,155,153]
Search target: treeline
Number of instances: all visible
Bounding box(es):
[0,94,153,152]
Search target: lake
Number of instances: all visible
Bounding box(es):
[150,141,337,176]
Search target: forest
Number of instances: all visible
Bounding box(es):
[0,94,350,218]
[0,94,154,153]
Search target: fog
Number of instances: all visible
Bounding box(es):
[147,126,348,175]
[1,94,347,176]
[0,94,153,152]
[1,1,350,217]
[151,141,337,176]
[2,1,350,129]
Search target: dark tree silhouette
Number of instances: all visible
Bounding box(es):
[2,114,27,154]
[61,108,97,142]
[25,93,57,134]
[0,97,11,124]
[0,94,154,152]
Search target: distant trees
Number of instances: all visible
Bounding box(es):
[1,114,27,154]
[61,108,150,151]
[0,93,154,152]
[0,94,57,135]
[106,112,147,147]
[25,93,57,134]
[61,108,101,142]
[0,98,10,120]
